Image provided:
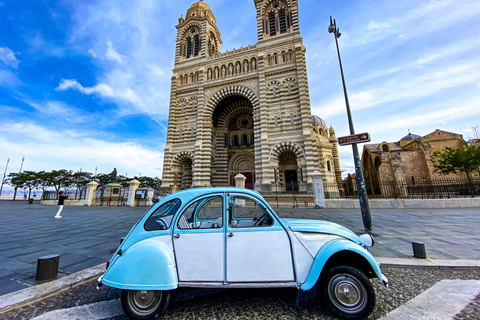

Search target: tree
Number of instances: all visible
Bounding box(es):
[7,172,26,201]
[71,171,93,199]
[45,170,74,196]
[432,145,480,194]
[135,176,162,191]
[21,171,42,200]
[95,173,111,196]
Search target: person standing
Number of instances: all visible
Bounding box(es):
[54,191,68,219]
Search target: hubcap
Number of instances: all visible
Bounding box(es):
[328,274,367,314]
[128,290,162,316]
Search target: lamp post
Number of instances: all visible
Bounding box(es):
[328,16,372,234]
[0,158,10,198]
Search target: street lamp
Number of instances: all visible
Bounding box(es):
[328,16,373,234]
[0,158,10,198]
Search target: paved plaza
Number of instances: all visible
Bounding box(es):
[1,199,480,298]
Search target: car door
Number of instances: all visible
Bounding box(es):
[172,194,225,282]
[225,194,294,283]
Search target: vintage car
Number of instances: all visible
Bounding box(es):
[98,187,388,320]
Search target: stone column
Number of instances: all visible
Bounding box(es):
[127,179,140,207]
[312,171,326,209]
[84,181,99,206]
[234,173,246,188]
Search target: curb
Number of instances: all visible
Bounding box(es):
[1,258,480,314]
[377,257,480,269]
[0,263,105,315]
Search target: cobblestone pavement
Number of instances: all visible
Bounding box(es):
[1,266,480,320]
[1,200,480,297]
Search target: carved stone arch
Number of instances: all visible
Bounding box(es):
[205,86,260,119]
[270,141,305,165]
[180,23,202,39]
[216,100,253,129]
[228,150,255,173]
[171,151,194,167]
[261,0,291,15]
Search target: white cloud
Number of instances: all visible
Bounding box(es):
[105,41,125,63]
[55,78,141,108]
[0,47,19,68]
[88,48,97,58]
[0,121,164,177]
[0,69,20,87]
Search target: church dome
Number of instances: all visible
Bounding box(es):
[186,1,216,23]
[400,132,421,141]
[311,115,326,127]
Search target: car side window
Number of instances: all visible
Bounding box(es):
[230,196,273,228]
[178,196,223,229]
[144,199,181,231]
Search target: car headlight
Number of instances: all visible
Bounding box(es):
[358,233,374,247]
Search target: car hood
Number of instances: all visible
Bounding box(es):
[280,218,360,244]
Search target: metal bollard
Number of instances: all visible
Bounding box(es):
[412,241,427,259]
[36,254,60,282]
[120,237,125,244]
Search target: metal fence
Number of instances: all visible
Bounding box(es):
[41,190,86,201]
[341,177,480,199]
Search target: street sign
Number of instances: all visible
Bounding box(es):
[338,133,371,146]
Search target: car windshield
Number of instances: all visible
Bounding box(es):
[144,199,181,231]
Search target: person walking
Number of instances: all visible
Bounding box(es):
[54,191,68,219]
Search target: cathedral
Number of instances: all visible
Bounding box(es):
[161,0,342,194]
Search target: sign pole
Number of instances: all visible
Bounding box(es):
[329,17,372,234]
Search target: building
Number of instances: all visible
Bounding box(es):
[362,129,467,185]
[161,0,342,194]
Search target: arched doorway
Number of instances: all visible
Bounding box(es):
[211,94,255,187]
[172,152,194,191]
[279,151,298,192]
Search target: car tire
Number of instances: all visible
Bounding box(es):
[320,265,375,320]
[121,289,171,320]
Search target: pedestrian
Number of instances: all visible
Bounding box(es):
[54,191,68,219]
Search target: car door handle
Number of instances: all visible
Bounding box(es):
[173,234,180,239]
[228,232,234,237]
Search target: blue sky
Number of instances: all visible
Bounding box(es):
[1,0,479,179]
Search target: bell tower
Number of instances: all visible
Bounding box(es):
[254,0,300,42]
[175,0,222,63]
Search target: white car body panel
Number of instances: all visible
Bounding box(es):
[287,230,314,284]
[173,232,224,282]
[293,232,342,257]
[226,230,294,282]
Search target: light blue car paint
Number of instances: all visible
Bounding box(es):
[102,238,178,290]
[281,218,361,244]
[100,187,386,299]
[300,239,384,291]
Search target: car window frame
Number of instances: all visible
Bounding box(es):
[144,198,182,231]
[174,193,225,231]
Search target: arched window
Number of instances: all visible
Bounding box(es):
[186,38,192,58]
[194,35,200,56]
[250,134,254,145]
[269,14,276,36]
[382,144,389,152]
[242,134,248,145]
[327,161,331,172]
[279,11,287,34]
[233,135,239,146]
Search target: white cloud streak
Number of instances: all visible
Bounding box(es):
[0,47,19,68]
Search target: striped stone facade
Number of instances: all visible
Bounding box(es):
[161,0,342,194]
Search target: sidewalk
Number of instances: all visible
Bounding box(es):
[0,200,479,311]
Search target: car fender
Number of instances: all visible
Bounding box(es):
[300,239,383,291]
[101,238,178,291]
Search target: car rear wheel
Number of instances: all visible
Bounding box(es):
[121,289,171,320]
[320,265,375,320]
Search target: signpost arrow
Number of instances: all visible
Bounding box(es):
[338,132,371,146]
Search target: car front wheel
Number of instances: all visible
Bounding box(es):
[320,265,375,320]
[121,289,171,320]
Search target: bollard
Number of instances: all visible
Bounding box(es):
[120,237,125,244]
[412,241,427,259]
[36,254,60,282]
